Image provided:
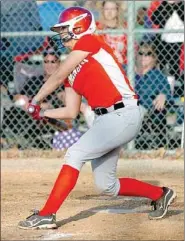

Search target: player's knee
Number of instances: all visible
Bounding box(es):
[65,146,85,171]
[95,181,119,196]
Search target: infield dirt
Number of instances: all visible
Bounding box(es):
[1,156,184,240]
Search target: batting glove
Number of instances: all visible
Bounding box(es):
[27,99,44,120]
[33,109,46,121]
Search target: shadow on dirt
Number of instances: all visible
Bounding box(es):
[57,197,183,228]
[57,199,148,227]
[57,188,183,228]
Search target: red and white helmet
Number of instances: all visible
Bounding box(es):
[51,7,96,40]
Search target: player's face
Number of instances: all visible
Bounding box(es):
[59,27,77,49]
[137,48,156,69]
[103,2,118,21]
[44,54,60,77]
[62,39,77,49]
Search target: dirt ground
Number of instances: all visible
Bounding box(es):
[1,155,184,240]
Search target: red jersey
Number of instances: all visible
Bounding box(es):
[64,34,137,109]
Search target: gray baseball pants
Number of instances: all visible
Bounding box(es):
[65,100,143,196]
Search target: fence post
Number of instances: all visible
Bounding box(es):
[127,1,135,151]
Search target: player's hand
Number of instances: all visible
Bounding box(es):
[153,94,166,111]
[33,109,46,121]
[27,100,44,120]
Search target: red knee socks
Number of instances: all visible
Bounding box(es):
[118,178,163,201]
[39,166,163,216]
[39,164,79,216]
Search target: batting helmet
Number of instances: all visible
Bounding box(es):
[50,7,96,48]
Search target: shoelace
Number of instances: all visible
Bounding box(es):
[151,201,157,210]
[26,209,39,219]
[151,200,164,211]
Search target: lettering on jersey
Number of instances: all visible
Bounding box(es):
[68,59,88,85]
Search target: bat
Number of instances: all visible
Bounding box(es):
[45,117,72,131]
[15,97,72,132]
[28,107,73,131]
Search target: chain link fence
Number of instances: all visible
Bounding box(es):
[1,0,184,151]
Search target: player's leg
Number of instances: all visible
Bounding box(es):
[18,164,80,229]
[18,104,142,229]
[92,147,164,200]
[91,147,121,196]
[38,106,142,216]
[92,138,176,220]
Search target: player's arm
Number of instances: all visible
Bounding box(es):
[43,87,82,119]
[33,50,89,103]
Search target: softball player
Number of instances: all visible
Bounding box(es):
[18,7,176,230]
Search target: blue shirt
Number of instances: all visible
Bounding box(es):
[134,68,172,109]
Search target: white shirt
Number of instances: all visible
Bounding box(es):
[161,11,184,43]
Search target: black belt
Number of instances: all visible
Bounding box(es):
[94,101,139,116]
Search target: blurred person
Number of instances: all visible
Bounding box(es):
[173,44,184,126]
[135,7,148,43]
[150,0,184,80]
[1,0,43,88]
[0,82,14,149]
[15,46,63,110]
[74,0,100,21]
[96,1,135,64]
[134,43,172,149]
[147,1,161,30]
[83,1,100,21]
[173,43,184,98]
[140,1,161,44]
[18,6,176,230]
[0,81,48,150]
[8,47,64,149]
[135,6,154,44]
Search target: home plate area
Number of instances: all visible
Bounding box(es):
[40,231,73,240]
[90,197,150,214]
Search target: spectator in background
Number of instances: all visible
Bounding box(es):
[3,47,64,149]
[150,0,184,80]
[74,1,100,21]
[173,43,184,126]
[134,43,172,149]
[14,47,63,110]
[147,0,161,30]
[135,6,156,44]
[1,0,43,88]
[0,82,14,149]
[174,42,184,98]
[135,7,148,43]
[96,1,130,64]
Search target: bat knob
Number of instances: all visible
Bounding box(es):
[28,106,35,114]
